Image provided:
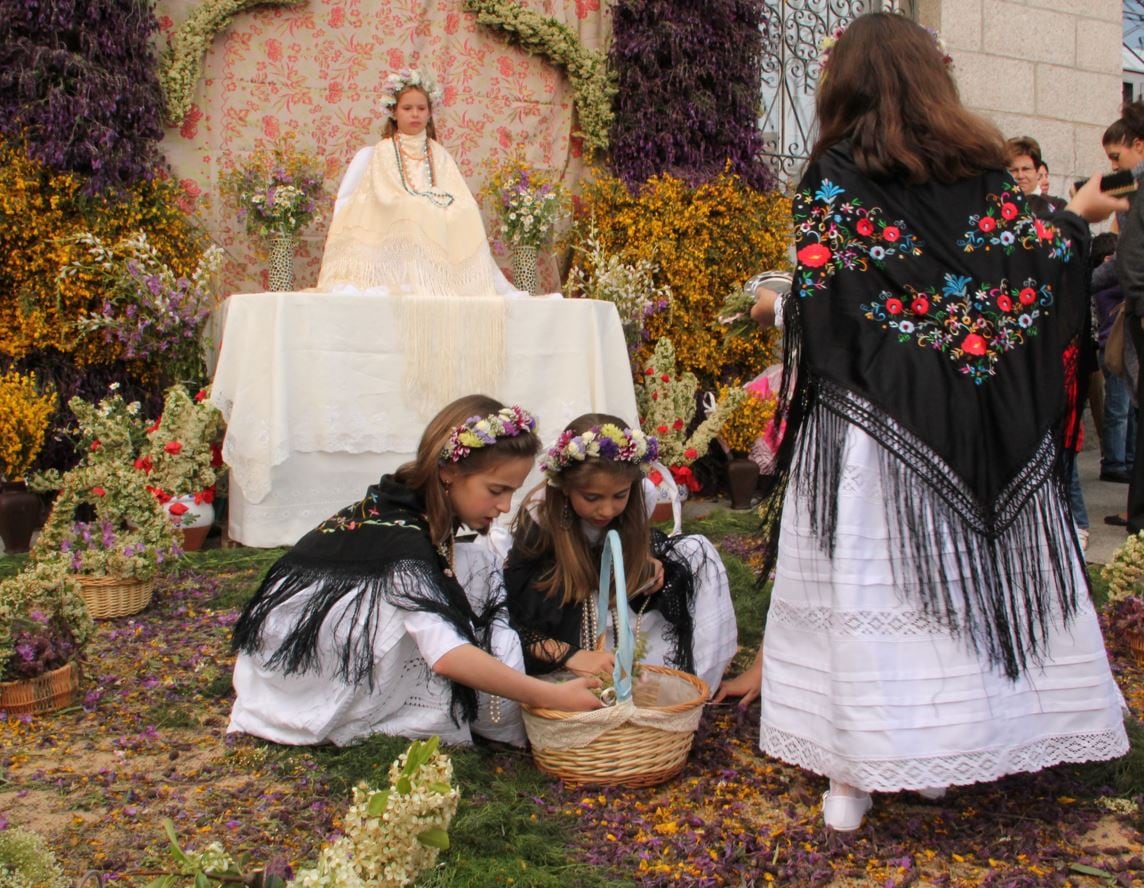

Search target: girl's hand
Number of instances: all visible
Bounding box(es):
[567,648,615,679]
[632,557,665,598]
[548,676,604,711]
[712,648,763,706]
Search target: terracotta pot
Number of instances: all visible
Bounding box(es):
[0,482,45,554]
[0,661,81,716]
[726,457,760,510]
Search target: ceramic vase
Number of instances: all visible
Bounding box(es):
[510,244,541,296]
[268,235,297,292]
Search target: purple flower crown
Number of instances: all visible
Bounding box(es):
[541,424,659,483]
[439,405,537,463]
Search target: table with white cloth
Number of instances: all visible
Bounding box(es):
[209,291,639,547]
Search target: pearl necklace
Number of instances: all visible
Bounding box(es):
[392,134,454,208]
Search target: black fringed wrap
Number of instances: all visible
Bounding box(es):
[757,144,1092,680]
[232,475,497,726]
[504,525,706,676]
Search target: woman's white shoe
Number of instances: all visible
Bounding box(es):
[821,790,873,831]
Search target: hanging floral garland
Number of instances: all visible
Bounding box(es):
[462,0,616,155]
[158,0,307,127]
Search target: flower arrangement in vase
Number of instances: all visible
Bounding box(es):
[635,337,746,495]
[716,380,779,510]
[0,370,56,553]
[481,153,569,294]
[135,386,225,549]
[28,387,181,618]
[61,231,224,386]
[221,140,326,239]
[566,217,672,355]
[221,139,326,292]
[0,560,93,715]
[0,370,57,485]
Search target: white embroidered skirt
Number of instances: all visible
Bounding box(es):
[760,424,1128,792]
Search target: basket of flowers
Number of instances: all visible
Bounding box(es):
[28,388,182,619]
[521,530,708,787]
[135,385,226,550]
[0,560,93,716]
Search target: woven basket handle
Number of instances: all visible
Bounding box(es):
[598,529,635,704]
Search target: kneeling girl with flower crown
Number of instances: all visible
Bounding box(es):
[229,396,601,747]
[504,414,738,693]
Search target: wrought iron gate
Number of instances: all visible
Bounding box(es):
[759,0,917,183]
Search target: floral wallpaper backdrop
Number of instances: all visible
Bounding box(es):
[155,0,610,296]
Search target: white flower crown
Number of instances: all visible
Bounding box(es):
[379,68,444,120]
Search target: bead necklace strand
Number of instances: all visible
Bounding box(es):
[392,135,454,208]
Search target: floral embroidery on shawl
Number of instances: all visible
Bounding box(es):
[861,273,1055,384]
[793,178,924,292]
[958,184,1074,260]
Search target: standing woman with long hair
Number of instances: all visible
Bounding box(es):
[716,13,1128,831]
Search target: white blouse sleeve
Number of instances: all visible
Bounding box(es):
[332,146,375,219]
[404,610,469,667]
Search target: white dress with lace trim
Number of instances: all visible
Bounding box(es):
[760,422,1128,792]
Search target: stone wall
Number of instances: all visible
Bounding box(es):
[916,0,1123,197]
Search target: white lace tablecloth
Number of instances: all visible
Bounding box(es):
[210,291,638,547]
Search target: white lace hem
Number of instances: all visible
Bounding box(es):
[760,723,1130,793]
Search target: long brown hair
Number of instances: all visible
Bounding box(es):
[511,414,651,607]
[809,13,1005,184]
[395,394,540,546]
[381,85,438,141]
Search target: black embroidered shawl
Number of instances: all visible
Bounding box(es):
[504,524,697,676]
[762,144,1092,680]
[232,475,496,725]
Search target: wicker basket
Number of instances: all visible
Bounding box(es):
[0,661,81,716]
[77,574,154,620]
[522,530,708,787]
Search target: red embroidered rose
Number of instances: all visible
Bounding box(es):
[91,486,106,497]
[997,295,1013,312]
[911,297,930,315]
[648,469,664,486]
[164,441,183,455]
[1000,202,1018,220]
[672,419,684,431]
[856,218,874,237]
[684,447,699,461]
[978,216,996,233]
[1034,219,1053,240]
[168,502,189,517]
[797,243,832,268]
[882,226,901,242]
[961,333,987,356]
[885,298,904,315]
[1018,287,1037,306]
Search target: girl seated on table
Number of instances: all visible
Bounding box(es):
[228,395,601,748]
[316,68,520,406]
[503,414,738,693]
